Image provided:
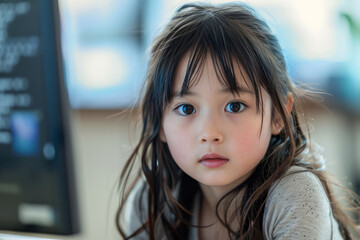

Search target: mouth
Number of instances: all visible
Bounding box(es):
[199,153,229,168]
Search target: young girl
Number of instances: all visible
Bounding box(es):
[116,2,359,239]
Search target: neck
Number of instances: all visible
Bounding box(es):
[197,183,246,240]
[199,183,246,215]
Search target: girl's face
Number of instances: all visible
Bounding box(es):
[160,55,280,191]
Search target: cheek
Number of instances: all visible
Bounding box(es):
[163,118,194,163]
[230,119,272,158]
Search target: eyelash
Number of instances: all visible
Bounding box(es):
[225,101,246,113]
[174,101,246,116]
[174,104,196,116]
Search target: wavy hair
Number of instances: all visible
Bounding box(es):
[116,2,359,239]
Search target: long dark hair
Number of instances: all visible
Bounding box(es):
[116,2,359,239]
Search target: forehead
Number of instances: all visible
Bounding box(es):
[173,52,254,93]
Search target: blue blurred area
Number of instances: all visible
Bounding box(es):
[10,111,40,156]
[59,0,360,111]
[59,0,149,109]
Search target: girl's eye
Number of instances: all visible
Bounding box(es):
[175,104,196,115]
[225,101,245,113]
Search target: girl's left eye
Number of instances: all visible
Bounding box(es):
[175,104,196,116]
[225,101,246,113]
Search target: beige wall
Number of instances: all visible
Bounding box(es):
[68,110,136,240]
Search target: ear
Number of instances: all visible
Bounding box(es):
[272,93,294,135]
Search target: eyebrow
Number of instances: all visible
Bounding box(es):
[220,86,254,95]
[173,86,254,98]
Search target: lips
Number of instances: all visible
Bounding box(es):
[199,153,229,168]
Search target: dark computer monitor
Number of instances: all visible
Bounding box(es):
[0,0,79,235]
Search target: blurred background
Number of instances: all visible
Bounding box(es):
[1,0,359,239]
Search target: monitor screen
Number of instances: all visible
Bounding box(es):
[0,0,79,235]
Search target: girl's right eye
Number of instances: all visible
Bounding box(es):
[175,104,196,116]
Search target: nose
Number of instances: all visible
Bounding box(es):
[199,116,224,144]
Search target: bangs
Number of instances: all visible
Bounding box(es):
[170,7,265,111]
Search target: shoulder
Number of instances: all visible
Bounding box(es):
[267,166,327,203]
[263,166,343,239]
